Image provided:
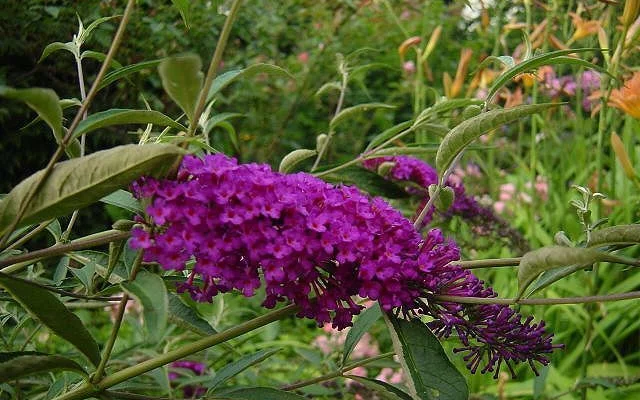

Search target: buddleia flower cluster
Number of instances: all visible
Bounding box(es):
[363,155,529,252]
[130,154,559,376]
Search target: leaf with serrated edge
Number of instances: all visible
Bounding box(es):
[158,55,203,123]
[342,303,381,365]
[0,274,101,365]
[0,352,87,383]
[0,143,184,237]
[205,349,280,389]
[120,271,168,342]
[435,103,557,176]
[384,313,468,400]
[168,293,217,336]
[72,109,186,140]
[279,149,317,173]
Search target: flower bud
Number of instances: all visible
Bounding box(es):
[623,0,640,29]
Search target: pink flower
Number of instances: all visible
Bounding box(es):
[403,60,416,74]
[297,52,309,64]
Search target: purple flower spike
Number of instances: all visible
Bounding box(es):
[132,154,559,376]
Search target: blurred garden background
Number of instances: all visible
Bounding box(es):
[1,0,639,399]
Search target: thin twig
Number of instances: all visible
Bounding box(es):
[435,291,640,305]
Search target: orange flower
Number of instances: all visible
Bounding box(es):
[609,72,640,118]
[569,12,601,42]
[444,48,473,98]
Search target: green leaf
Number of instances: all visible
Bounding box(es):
[78,15,119,45]
[170,0,191,28]
[80,50,123,69]
[100,189,143,214]
[205,349,280,389]
[0,274,101,366]
[72,109,186,140]
[0,86,63,143]
[487,48,605,103]
[168,292,217,336]
[435,103,557,176]
[39,42,78,62]
[203,112,244,136]
[206,63,294,103]
[369,145,440,157]
[342,303,381,365]
[588,224,640,248]
[21,98,81,132]
[414,99,484,126]
[323,167,409,199]
[98,59,163,90]
[158,54,203,123]
[526,264,587,297]
[106,240,127,282]
[45,219,62,242]
[279,149,317,173]
[0,352,87,383]
[221,387,306,399]
[330,103,396,130]
[517,246,640,298]
[315,81,342,97]
[120,271,168,342]
[475,55,515,70]
[0,143,184,237]
[365,120,414,151]
[384,314,468,400]
[346,376,413,400]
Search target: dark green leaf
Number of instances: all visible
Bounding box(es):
[20,98,81,132]
[323,167,409,198]
[279,149,317,173]
[45,219,62,242]
[346,376,413,400]
[204,112,244,136]
[98,59,163,90]
[384,314,468,400]
[221,387,306,399]
[205,349,280,389]
[331,103,396,130]
[0,274,101,365]
[0,352,86,383]
[100,189,143,214]
[79,15,119,44]
[106,240,126,282]
[206,64,294,102]
[80,50,123,69]
[526,264,587,297]
[72,109,186,140]
[120,271,168,342]
[168,292,217,336]
[343,303,381,365]
[158,55,203,123]
[0,143,185,237]
[435,104,557,176]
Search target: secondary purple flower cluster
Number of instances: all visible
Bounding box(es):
[169,361,206,397]
[542,69,600,112]
[362,155,529,252]
[131,154,557,376]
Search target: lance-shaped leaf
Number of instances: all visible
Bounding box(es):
[221,387,306,399]
[330,103,396,130]
[323,167,409,199]
[98,59,163,90]
[342,303,381,365]
[0,352,87,383]
[525,264,587,297]
[80,50,123,69]
[203,112,244,136]
[206,63,294,103]
[346,376,413,400]
[486,48,606,103]
[435,103,557,176]
[0,143,184,237]
[158,54,203,123]
[171,0,191,28]
[0,274,101,366]
[100,189,143,214]
[517,246,640,298]
[384,314,468,400]
[279,149,317,173]
[72,109,186,140]
[39,42,78,62]
[588,224,640,248]
[365,120,414,151]
[168,292,217,336]
[120,271,168,342]
[205,348,280,389]
[414,99,484,127]
[21,98,82,131]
